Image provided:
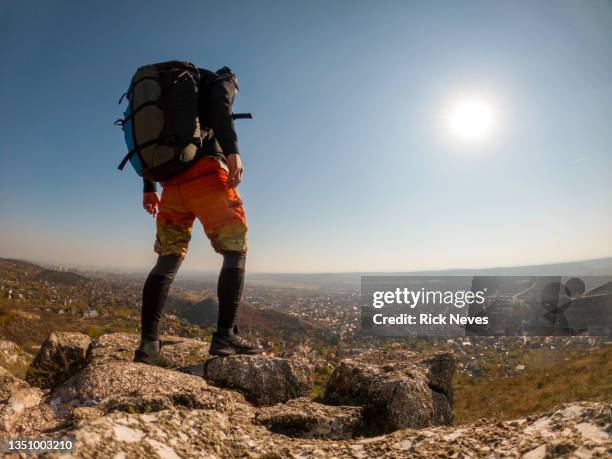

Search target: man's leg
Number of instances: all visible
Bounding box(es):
[140,254,184,345]
[180,159,260,354]
[135,184,194,364]
[211,250,260,354]
[216,251,246,334]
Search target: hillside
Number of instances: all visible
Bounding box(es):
[0,257,332,355]
[454,345,612,424]
[0,258,155,351]
[166,295,334,349]
[37,269,89,286]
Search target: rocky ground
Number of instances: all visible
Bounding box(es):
[0,332,609,458]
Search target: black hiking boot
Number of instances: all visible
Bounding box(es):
[209,326,262,356]
[133,338,162,365]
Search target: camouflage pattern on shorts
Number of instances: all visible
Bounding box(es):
[154,212,194,257]
[206,219,248,254]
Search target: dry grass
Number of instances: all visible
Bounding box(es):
[454,346,612,424]
[0,307,139,351]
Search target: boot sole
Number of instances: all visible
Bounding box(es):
[209,348,237,356]
[209,347,262,356]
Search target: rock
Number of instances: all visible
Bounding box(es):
[0,339,33,378]
[72,406,105,422]
[89,333,209,368]
[575,422,609,444]
[46,407,269,459]
[52,360,243,414]
[0,386,43,431]
[156,336,209,368]
[26,332,91,388]
[522,444,547,459]
[255,397,363,439]
[324,350,455,434]
[87,332,138,364]
[0,366,64,435]
[0,365,29,401]
[201,354,313,406]
[44,402,612,458]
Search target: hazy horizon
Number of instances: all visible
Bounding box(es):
[1,1,611,272]
[4,253,612,278]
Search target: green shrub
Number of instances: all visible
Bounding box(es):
[85,325,104,339]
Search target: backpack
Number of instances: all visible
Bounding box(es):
[116,61,203,182]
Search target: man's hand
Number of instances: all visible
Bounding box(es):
[143,192,161,216]
[226,153,244,188]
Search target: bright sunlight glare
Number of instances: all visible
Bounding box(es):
[446,98,497,144]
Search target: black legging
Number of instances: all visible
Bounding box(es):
[140,252,246,341]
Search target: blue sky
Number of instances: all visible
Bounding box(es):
[1,0,611,273]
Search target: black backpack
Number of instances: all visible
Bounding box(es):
[116,61,203,182]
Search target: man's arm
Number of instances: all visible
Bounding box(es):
[207,78,243,187]
[143,179,160,216]
[207,79,240,156]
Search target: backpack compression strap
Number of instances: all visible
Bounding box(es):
[117,116,252,171]
[117,136,204,171]
[117,139,159,171]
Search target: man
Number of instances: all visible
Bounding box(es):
[134,66,261,364]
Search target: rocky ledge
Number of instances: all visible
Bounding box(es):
[324,349,455,434]
[0,332,609,458]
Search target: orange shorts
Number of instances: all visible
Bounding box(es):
[154,157,248,257]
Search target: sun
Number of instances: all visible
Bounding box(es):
[446,97,497,144]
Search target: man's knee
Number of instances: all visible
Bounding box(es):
[210,220,248,254]
[222,251,246,270]
[150,254,184,280]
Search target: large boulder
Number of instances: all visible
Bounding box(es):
[324,350,455,434]
[52,360,243,414]
[26,332,91,388]
[89,333,209,368]
[198,354,313,406]
[255,397,363,439]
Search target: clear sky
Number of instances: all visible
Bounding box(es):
[1,0,611,273]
